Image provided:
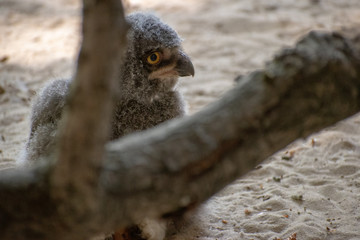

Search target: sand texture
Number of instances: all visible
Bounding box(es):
[1,0,360,239]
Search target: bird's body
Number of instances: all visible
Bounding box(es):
[21,12,194,165]
[111,90,185,139]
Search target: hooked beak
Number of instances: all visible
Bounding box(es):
[175,51,195,77]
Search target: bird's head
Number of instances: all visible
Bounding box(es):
[119,12,194,102]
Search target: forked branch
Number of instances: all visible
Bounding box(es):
[0,0,360,239]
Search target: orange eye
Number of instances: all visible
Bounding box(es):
[147,52,161,65]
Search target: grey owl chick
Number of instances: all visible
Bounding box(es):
[20,12,194,165]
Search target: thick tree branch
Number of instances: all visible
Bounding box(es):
[52,0,128,227]
[98,31,360,227]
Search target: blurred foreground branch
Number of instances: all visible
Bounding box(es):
[1,1,360,239]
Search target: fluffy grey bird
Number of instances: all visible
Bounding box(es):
[20,12,194,240]
[20,12,194,165]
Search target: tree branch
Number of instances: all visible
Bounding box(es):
[98,31,360,227]
[52,0,128,226]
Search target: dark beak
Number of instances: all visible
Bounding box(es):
[175,51,195,77]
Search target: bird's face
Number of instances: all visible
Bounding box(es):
[120,13,194,102]
[142,46,194,90]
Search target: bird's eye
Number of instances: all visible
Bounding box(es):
[147,52,161,65]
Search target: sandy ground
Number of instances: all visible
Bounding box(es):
[1,0,360,239]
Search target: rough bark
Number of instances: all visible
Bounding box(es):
[1,1,360,239]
